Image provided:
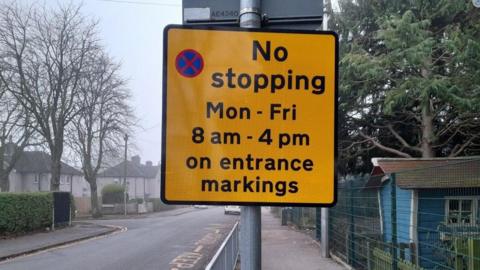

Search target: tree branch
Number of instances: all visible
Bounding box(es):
[387,124,422,153]
[359,131,413,158]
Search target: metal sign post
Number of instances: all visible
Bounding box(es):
[239,2,262,270]
[474,0,480,8]
[321,1,330,257]
[170,1,336,270]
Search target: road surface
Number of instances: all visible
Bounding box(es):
[0,207,238,270]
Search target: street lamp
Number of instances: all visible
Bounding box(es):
[123,134,128,216]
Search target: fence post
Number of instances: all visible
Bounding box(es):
[367,242,371,270]
[231,229,234,269]
[348,179,356,265]
[300,207,304,228]
[52,201,55,231]
[468,239,480,270]
[391,173,398,270]
[69,194,72,226]
[316,207,322,240]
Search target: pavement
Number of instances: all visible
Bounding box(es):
[1,207,344,270]
[0,206,238,270]
[0,222,120,261]
[262,209,345,270]
[75,206,194,220]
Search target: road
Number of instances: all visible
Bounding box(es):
[0,207,239,270]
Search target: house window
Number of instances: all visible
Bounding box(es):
[446,198,477,224]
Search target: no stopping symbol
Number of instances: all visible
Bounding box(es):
[175,49,204,78]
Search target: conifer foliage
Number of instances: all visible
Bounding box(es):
[333,0,480,172]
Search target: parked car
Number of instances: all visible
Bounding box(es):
[224,205,240,215]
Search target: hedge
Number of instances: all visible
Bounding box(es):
[129,198,144,204]
[0,192,53,234]
[101,183,127,204]
[147,198,176,212]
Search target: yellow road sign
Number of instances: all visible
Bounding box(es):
[161,25,337,206]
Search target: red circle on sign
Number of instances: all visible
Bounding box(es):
[175,49,204,78]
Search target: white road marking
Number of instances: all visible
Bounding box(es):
[169,252,202,269]
[194,245,203,253]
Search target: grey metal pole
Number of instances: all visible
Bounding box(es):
[239,1,262,269]
[123,134,128,216]
[239,0,262,28]
[321,208,329,258]
[320,0,330,258]
[240,207,261,270]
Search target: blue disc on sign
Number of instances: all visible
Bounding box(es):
[175,49,204,78]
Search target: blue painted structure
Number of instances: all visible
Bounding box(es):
[416,189,480,269]
[378,178,413,261]
[380,179,412,243]
[368,157,480,269]
[377,179,480,269]
[416,189,447,269]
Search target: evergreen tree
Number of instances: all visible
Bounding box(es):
[334,0,480,172]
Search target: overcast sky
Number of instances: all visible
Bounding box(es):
[79,0,182,164]
[83,0,332,165]
[21,0,333,165]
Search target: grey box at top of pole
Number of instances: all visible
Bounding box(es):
[182,0,323,30]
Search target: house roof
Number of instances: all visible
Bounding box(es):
[14,151,82,175]
[100,158,159,179]
[366,157,480,189]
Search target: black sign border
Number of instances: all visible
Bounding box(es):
[161,24,338,207]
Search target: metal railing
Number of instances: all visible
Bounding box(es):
[327,159,480,270]
[205,221,240,270]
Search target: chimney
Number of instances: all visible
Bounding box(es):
[146,161,152,167]
[131,155,141,165]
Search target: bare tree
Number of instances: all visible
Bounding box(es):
[0,72,36,191]
[0,3,39,191]
[0,2,99,190]
[68,53,134,217]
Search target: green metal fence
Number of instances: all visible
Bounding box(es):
[325,158,480,270]
[283,207,316,230]
[329,174,382,269]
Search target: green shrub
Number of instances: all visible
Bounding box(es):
[148,198,161,211]
[101,183,126,204]
[147,198,176,212]
[0,192,53,234]
[129,198,144,204]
